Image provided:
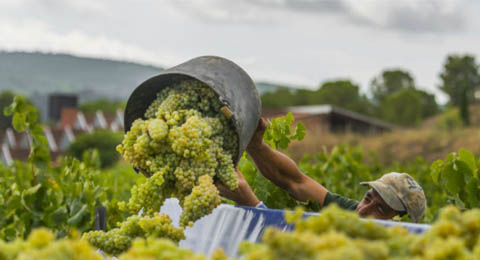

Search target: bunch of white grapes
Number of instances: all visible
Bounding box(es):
[0,227,224,260]
[118,237,229,260]
[0,228,103,260]
[116,80,239,225]
[82,213,184,256]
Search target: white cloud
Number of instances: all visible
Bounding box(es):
[170,0,284,24]
[345,0,467,33]
[172,0,470,33]
[0,20,182,67]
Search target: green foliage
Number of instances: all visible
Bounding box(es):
[0,91,17,129]
[67,130,123,168]
[102,163,146,202]
[379,88,423,127]
[370,69,439,126]
[0,96,140,241]
[0,144,106,240]
[371,69,415,104]
[260,77,438,127]
[436,108,463,131]
[299,145,379,201]
[439,55,480,126]
[261,80,374,117]
[430,149,480,210]
[4,96,50,167]
[263,112,305,149]
[416,89,439,119]
[261,87,298,108]
[311,80,374,116]
[79,99,126,114]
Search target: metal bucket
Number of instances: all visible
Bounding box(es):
[124,56,261,164]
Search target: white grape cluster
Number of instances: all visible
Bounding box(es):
[116,80,239,225]
[118,237,229,260]
[82,213,184,256]
[0,228,103,260]
[180,175,221,227]
[0,227,225,260]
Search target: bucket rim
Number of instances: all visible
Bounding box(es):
[124,71,226,132]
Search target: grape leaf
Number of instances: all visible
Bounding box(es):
[465,178,480,208]
[459,148,477,177]
[443,159,464,195]
[293,123,306,140]
[430,160,443,185]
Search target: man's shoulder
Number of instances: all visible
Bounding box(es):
[318,191,359,211]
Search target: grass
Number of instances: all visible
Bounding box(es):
[285,106,480,166]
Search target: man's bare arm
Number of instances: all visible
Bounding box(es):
[246,118,329,205]
[217,169,260,207]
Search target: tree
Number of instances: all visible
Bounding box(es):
[67,130,123,168]
[439,55,480,126]
[371,69,415,104]
[380,88,423,127]
[312,80,374,116]
[261,87,297,108]
[415,89,439,119]
[79,99,126,114]
[291,89,312,106]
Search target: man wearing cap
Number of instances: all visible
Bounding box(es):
[218,118,427,222]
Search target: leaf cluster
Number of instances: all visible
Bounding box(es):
[0,97,139,241]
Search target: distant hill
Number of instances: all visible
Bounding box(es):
[0,51,164,102]
[0,51,295,102]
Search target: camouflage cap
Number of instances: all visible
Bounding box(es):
[360,172,426,222]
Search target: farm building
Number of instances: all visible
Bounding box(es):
[262,105,395,134]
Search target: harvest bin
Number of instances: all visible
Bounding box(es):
[124,55,261,165]
[159,199,431,258]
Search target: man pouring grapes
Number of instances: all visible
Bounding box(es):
[218,118,427,222]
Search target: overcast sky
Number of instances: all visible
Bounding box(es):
[1,0,479,104]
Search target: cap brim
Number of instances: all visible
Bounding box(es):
[360,181,406,212]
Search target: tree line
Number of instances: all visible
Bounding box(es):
[262,54,480,127]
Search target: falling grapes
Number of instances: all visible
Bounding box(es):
[180,175,221,227]
[84,80,239,255]
[116,80,238,223]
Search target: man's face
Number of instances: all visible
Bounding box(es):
[356,189,398,220]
